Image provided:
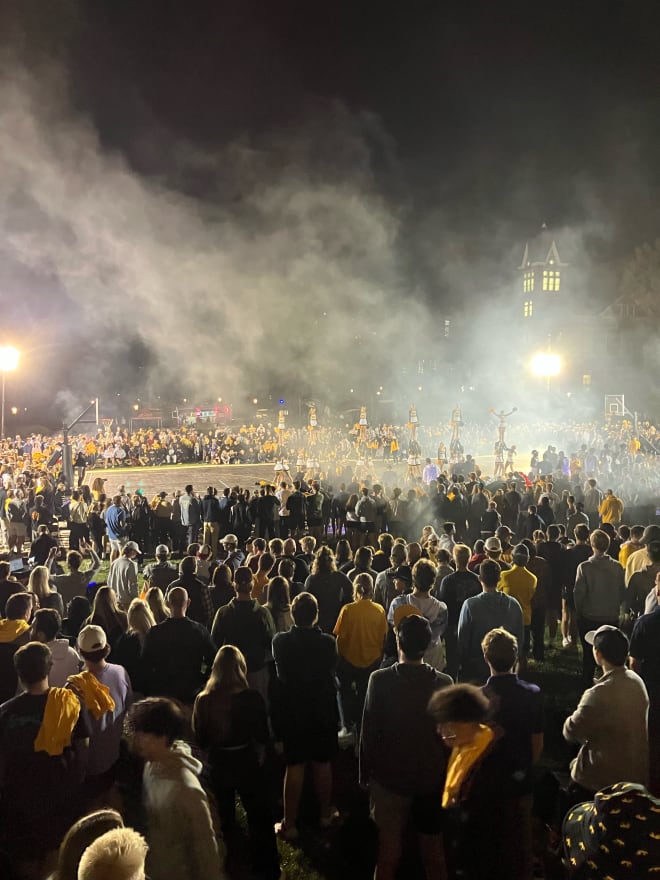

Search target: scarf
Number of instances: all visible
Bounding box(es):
[443,724,495,808]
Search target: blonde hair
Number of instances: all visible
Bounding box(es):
[53,809,124,880]
[127,599,155,640]
[77,827,147,880]
[145,587,170,623]
[28,565,52,605]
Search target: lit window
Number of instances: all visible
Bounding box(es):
[523,271,534,293]
[523,300,533,318]
[543,270,561,291]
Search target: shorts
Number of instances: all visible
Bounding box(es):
[562,584,575,609]
[282,721,338,766]
[370,779,444,836]
[109,537,128,553]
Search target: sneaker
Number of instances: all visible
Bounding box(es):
[274,821,298,842]
[338,727,355,749]
[562,637,570,648]
[319,807,341,829]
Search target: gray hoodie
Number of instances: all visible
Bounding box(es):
[46,638,82,687]
[143,741,226,880]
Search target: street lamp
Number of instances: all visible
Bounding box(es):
[530,351,561,391]
[0,346,19,440]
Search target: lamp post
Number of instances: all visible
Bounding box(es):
[0,346,19,440]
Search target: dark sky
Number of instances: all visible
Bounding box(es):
[2,0,660,423]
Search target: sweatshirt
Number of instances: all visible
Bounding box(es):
[143,741,226,880]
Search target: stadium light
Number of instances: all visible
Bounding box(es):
[0,346,19,440]
[530,352,561,377]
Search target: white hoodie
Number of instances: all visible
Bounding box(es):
[143,741,226,880]
[47,638,82,687]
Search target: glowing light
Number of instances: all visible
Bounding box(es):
[0,346,19,373]
[10,406,18,415]
[217,397,222,403]
[132,404,139,411]
[530,352,561,377]
[252,398,258,405]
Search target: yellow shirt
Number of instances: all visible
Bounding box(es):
[333,599,387,668]
[598,495,624,524]
[619,541,643,569]
[443,724,494,807]
[499,564,537,625]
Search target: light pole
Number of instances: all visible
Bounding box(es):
[0,346,20,440]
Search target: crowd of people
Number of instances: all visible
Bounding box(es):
[1,453,660,879]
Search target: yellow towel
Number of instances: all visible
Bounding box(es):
[34,687,81,756]
[0,618,29,643]
[67,671,116,719]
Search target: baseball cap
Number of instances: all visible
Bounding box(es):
[222,534,238,546]
[585,625,629,665]
[641,525,660,545]
[78,625,108,654]
[484,536,502,552]
[125,541,141,553]
[155,544,170,557]
[392,565,413,585]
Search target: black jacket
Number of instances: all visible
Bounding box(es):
[141,617,217,703]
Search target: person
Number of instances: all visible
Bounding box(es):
[574,529,625,686]
[0,559,26,616]
[141,587,217,704]
[561,522,592,648]
[266,574,294,632]
[0,642,90,871]
[145,586,170,624]
[28,561,65,616]
[563,625,649,799]
[388,558,448,671]
[498,543,537,659]
[107,541,141,610]
[192,645,281,880]
[201,486,221,558]
[428,683,509,880]
[566,500,589,541]
[47,541,101,608]
[304,544,353,633]
[30,607,82,686]
[166,555,214,629]
[271,592,339,840]
[105,495,128,562]
[619,523,645,568]
[562,781,660,880]
[456,560,524,684]
[179,484,201,548]
[629,578,660,794]
[360,614,452,880]
[127,697,225,880]
[208,563,235,612]
[220,533,246,572]
[626,539,660,618]
[112,599,155,695]
[536,524,565,645]
[373,541,408,614]
[30,523,58,566]
[0,591,34,703]
[211,566,276,702]
[482,628,544,880]
[50,808,125,880]
[598,487,624,526]
[85,586,128,656]
[333,572,387,736]
[76,826,148,880]
[626,524,660,581]
[69,624,133,805]
[142,545,178,592]
[436,543,481,679]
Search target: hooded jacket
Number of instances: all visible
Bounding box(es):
[143,740,225,880]
[46,638,82,687]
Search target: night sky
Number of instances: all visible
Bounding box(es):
[1,1,660,424]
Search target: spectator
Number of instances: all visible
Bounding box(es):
[208,563,235,612]
[145,587,170,624]
[388,559,448,671]
[112,599,156,695]
[77,826,148,880]
[0,591,34,703]
[457,560,524,684]
[28,560,65,617]
[128,697,224,880]
[630,577,660,794]
[47,540,101,608]
[373,541,408,613]
[304,545,353,633]
[142,545,178,592]
[30,608,82,686]
[360,614,452,880]
[563,625,649,799]
[50,808,124,880]
[107,542,141,611]
[0,642,90,871]
[499,543,537,659]
[192,645,280,880]
[166,556,214,629]
[574,529,626,687]
[437,543,481,679]
[333,572,387,736]
[141,587,216,704]
[272,592,339,840]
